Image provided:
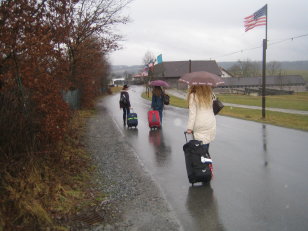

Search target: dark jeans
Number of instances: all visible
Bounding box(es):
[158,109,163,123]
[202,143,210,151]
[123,107,130,124]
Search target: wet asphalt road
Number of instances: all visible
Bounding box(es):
[104,85,308,231]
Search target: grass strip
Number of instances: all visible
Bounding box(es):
[142,92,188,108]
[141,91,308,131]
[218,92,308,111]
[221,106,308,131]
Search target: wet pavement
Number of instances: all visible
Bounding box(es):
[101,85,308,231]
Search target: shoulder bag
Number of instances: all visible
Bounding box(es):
[212,94,224,115]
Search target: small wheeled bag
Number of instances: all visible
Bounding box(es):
[148,110,161,129]
[127,109,138,128]
[183,132,213,185]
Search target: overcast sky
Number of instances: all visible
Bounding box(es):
[108,0,308,66]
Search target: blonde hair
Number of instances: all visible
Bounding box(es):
[187,85,213,108]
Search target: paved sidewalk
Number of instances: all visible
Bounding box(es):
[166,89,308,116]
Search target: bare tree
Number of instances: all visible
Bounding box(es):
[228,59,261,77]
[67,0,132,85]
[142,50,155,66]
[71,0,131,51]
[142,51,155,96]
[239,60,260,77]
[267,61,282,76]
[228,63,242,77]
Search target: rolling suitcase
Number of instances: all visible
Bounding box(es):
[148,110,161,129]
[183,132,213,185]
[127,110,138,128]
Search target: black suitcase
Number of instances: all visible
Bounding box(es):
[127,112,138,128]
[183,132,213,185]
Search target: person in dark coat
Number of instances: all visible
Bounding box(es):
[151,86,164,123]
[119,84,131,126]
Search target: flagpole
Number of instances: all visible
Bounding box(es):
[261,4,268,119]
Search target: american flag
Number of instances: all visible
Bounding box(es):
[244,5,267,32]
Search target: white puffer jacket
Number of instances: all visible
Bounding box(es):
[186,94,216,144]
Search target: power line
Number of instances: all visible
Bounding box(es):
[268,33,308,46]
[211,33,308,60]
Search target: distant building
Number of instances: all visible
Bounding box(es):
[152,60,222,88]
[147,60,306,93]
[218,75,306,93]
[220,67,234,78]
[112,77,125,86]
[131,74,147,85]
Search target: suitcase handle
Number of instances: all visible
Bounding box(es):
[184,131,195,143]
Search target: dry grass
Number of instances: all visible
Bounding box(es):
[0,110,106,230]
[110,86,122,94]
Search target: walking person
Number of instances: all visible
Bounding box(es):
[151,86,164,123]
[186,85,216,150]
[119,84,131,126]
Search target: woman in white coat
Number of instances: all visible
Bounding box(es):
[186,85,216,150]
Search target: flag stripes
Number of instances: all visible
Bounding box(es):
[244,5,267,32]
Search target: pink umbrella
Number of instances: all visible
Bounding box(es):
[149,80,170,88]
[179,71,224,87]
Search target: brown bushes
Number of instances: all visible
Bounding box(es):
[0,0,130,229]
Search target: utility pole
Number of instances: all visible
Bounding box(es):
[261,4,268,119]
[262,38,267,119]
